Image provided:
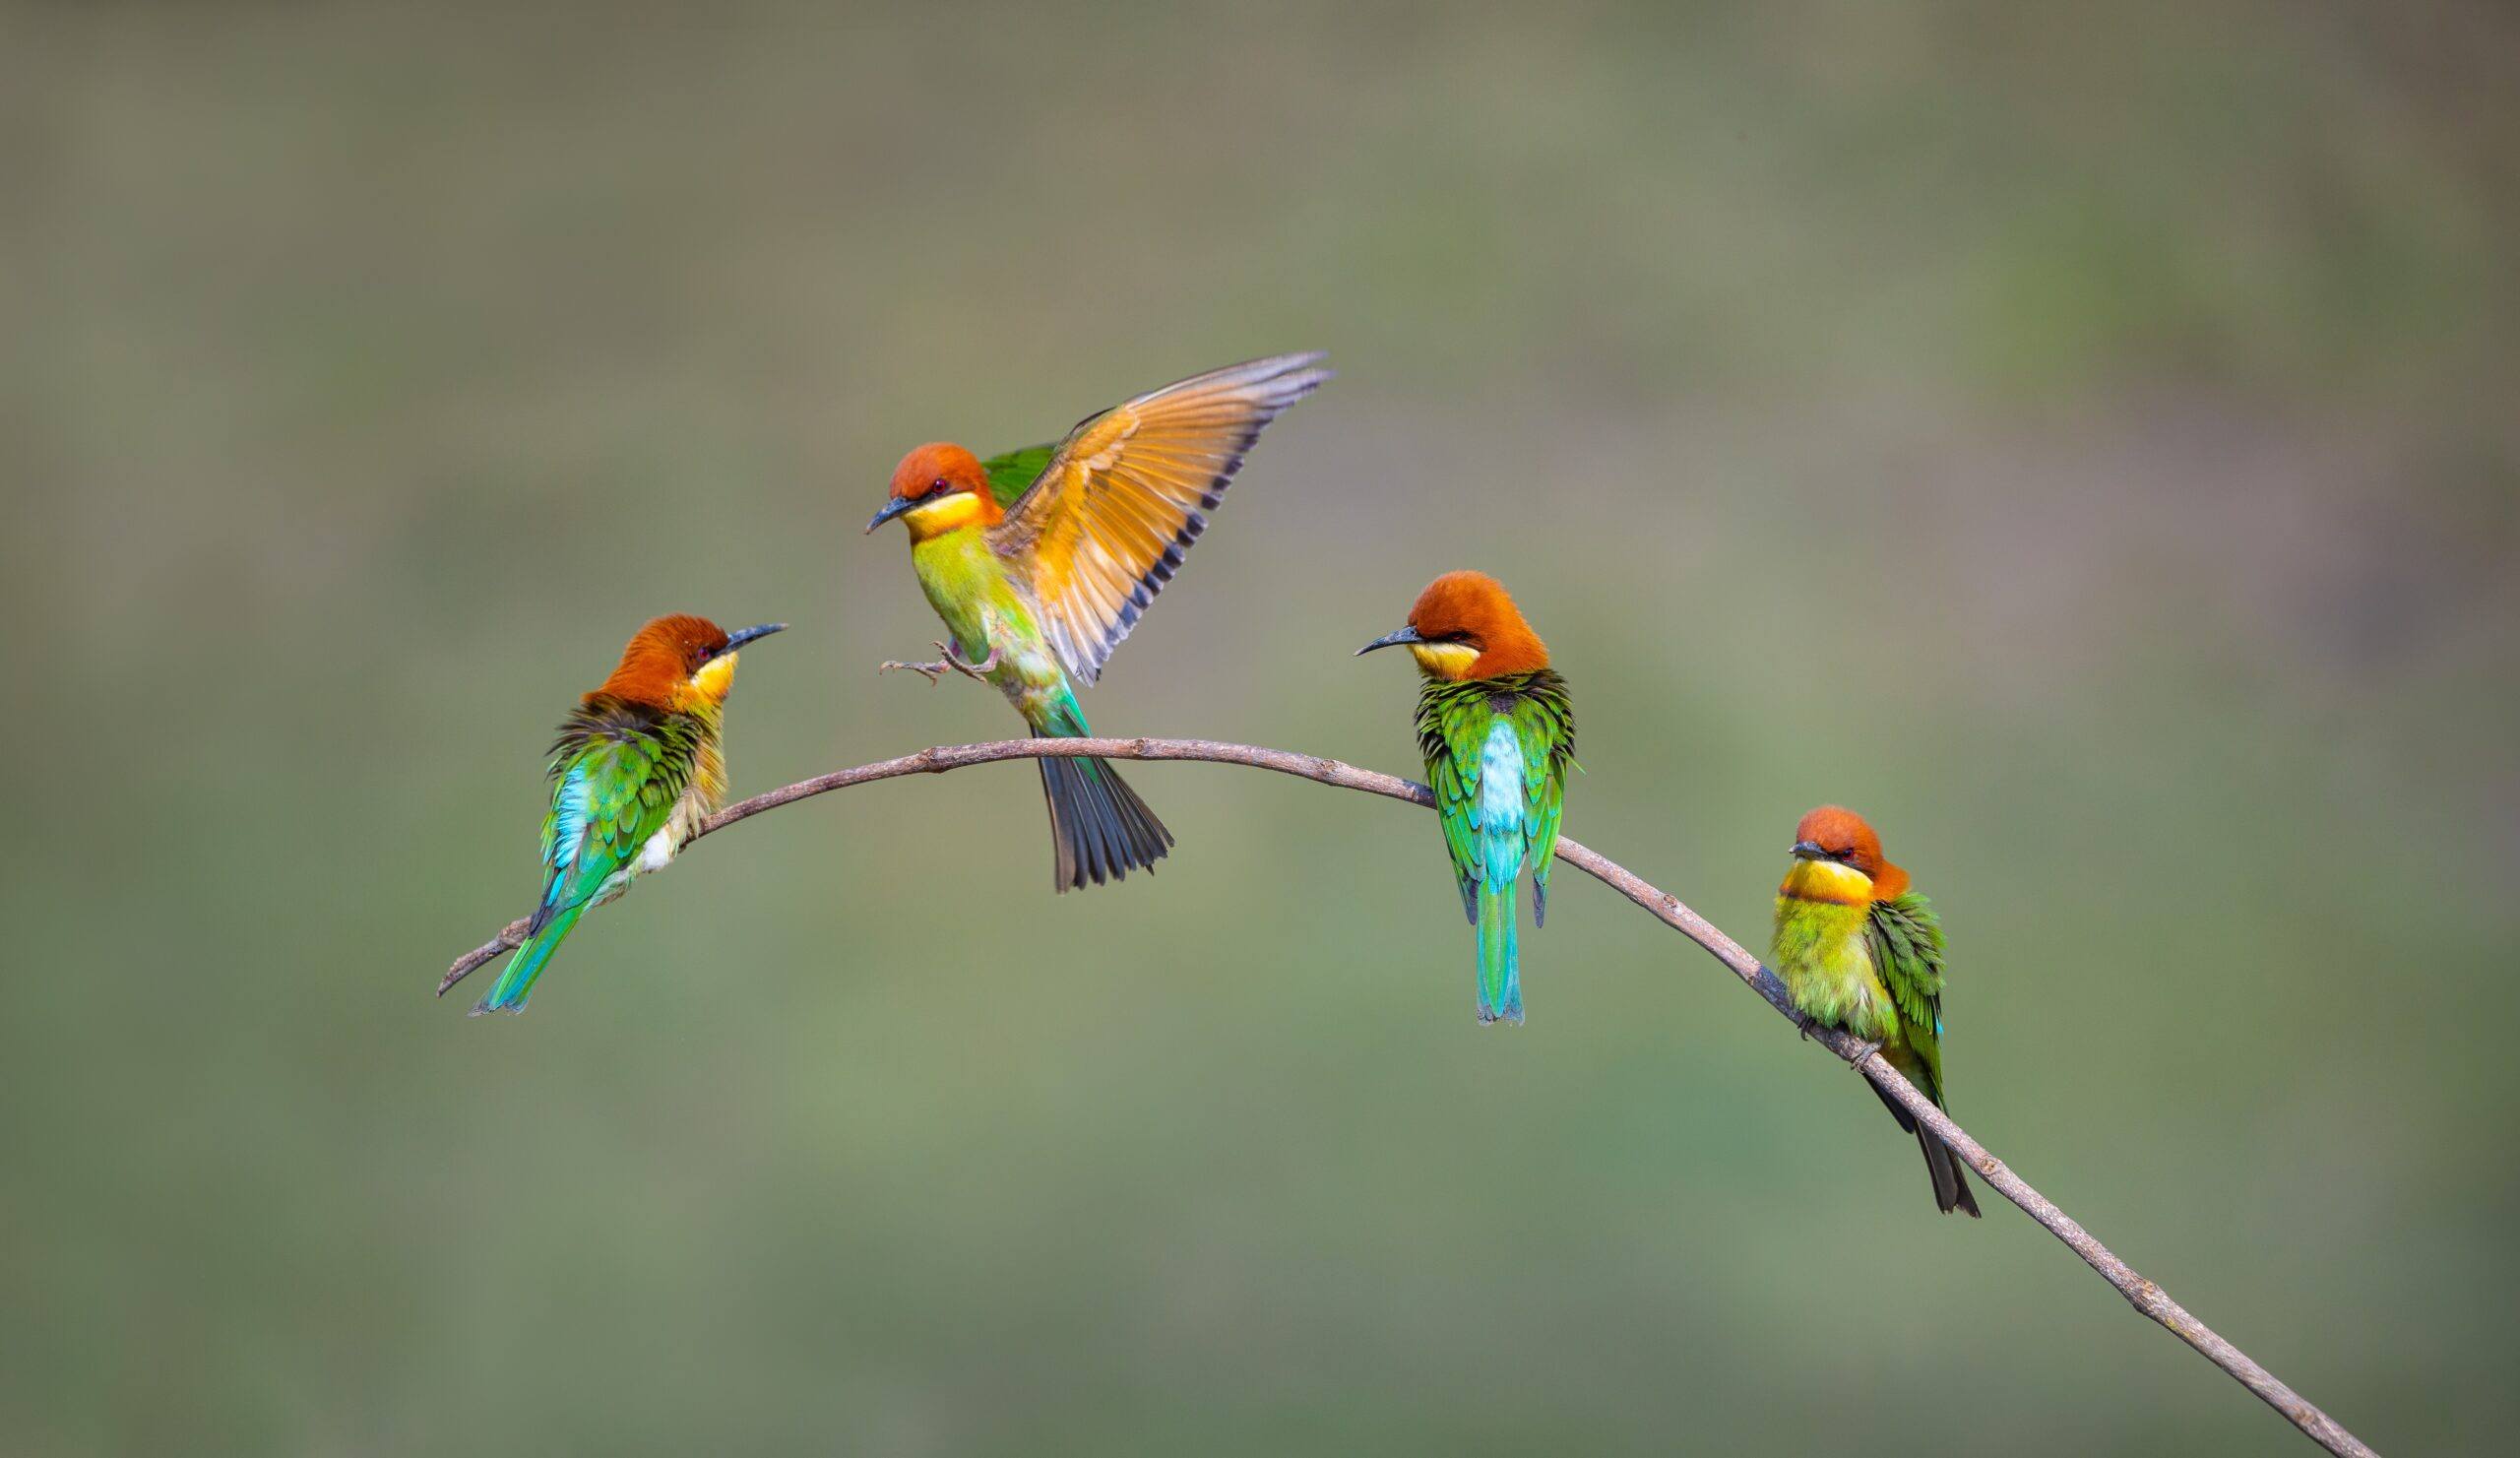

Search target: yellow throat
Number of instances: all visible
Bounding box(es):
[682,651,739,708]
[903,491,989,542]
[1779,856,1873,907]
[1408,641,1481,679]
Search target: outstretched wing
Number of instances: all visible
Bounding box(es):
[988,352,1330,683]
[1864,891,1951,1104]
[532,698,691,931]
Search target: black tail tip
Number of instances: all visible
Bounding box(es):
[1922,1129,1983,1217]
[1040,754,1173,893]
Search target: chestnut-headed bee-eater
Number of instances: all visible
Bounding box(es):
[472,614,786,1016]
[1771,805,1982,1216]
[1357,571,1574,1024]
[864,352,1329,892]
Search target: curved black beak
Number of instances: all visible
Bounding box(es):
[720,623,788,655]
[1790,840,1830,861]
[1355,625,1424,657]
[864,496,918,535]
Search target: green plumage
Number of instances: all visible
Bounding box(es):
[1416,669,1574,1023]
[473,696,715,1015]
[1772,888,1980,1216]
[1864,892,1948,1105]
[981,444,1056,508]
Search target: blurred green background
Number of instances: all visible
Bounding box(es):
[8,2,2517,1453]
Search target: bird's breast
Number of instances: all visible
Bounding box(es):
[1771,896,1885,1035]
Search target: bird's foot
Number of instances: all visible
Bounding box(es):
[1795,1012,1819,1043]
[877,655,950,685]
[1845,1038,1882,1068]
[878,642,997,686]
[940,640,999,682]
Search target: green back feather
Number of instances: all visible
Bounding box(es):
[980,443,1056,509]
[1414,669,1576,917]
[535,697,706,924]
[481,696,708,1012]
[1863,891,1950,1104]
[1504,680,1575,921]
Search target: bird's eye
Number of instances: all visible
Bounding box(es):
[929,476,949,495]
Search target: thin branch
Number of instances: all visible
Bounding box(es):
[439,736,2377,1458]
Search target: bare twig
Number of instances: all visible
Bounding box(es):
[440,735,2377,1458]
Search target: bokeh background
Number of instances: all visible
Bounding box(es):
[8,2,2517,1453]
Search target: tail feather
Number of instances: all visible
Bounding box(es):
[1865,1075,1920,1133]
[1867,1070,1981,1216]
[1476,880,1523,1024]
[472,903,584,1016]
[1919,1125,1984,1217]
[1038,752,1171,892]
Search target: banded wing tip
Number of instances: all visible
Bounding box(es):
[1184,350,1334,408]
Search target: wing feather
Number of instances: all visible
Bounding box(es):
[1504,672,1574,923]
[532,697,690,930]
[989,352,1330,683]
[1864,892,1950,1102]
[1417,680,1485,922]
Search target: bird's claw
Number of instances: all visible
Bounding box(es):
[1845,1039,1881,1068]
[1795,1012,1819,1043]
[940,640,999,681]
[878,658,950,684]
[878,642,998,686]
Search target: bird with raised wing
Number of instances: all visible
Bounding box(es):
[1771,805,1981,1215]
[865,353,1329,891]
[1357,571,1574,1024]
[472,614,786,1015]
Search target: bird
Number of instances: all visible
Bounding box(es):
[1356,571,1574,1024]
[864,352,1329,892]
[472,614,786,1016]
[1770,805,1981,1216]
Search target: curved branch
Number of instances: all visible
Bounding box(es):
[438,736,2376,1458]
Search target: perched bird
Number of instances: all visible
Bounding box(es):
[472,614,786,1015]
[864,352,1329,891]
[1771,806,1981,1216]
[1357,571,1574,1024]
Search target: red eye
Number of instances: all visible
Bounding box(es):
[928,477,949,494]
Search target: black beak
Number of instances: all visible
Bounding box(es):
[864,496,918,534]
[1790,840,1830,861]
[1355,625,1424,656]
[719,623,788,655]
